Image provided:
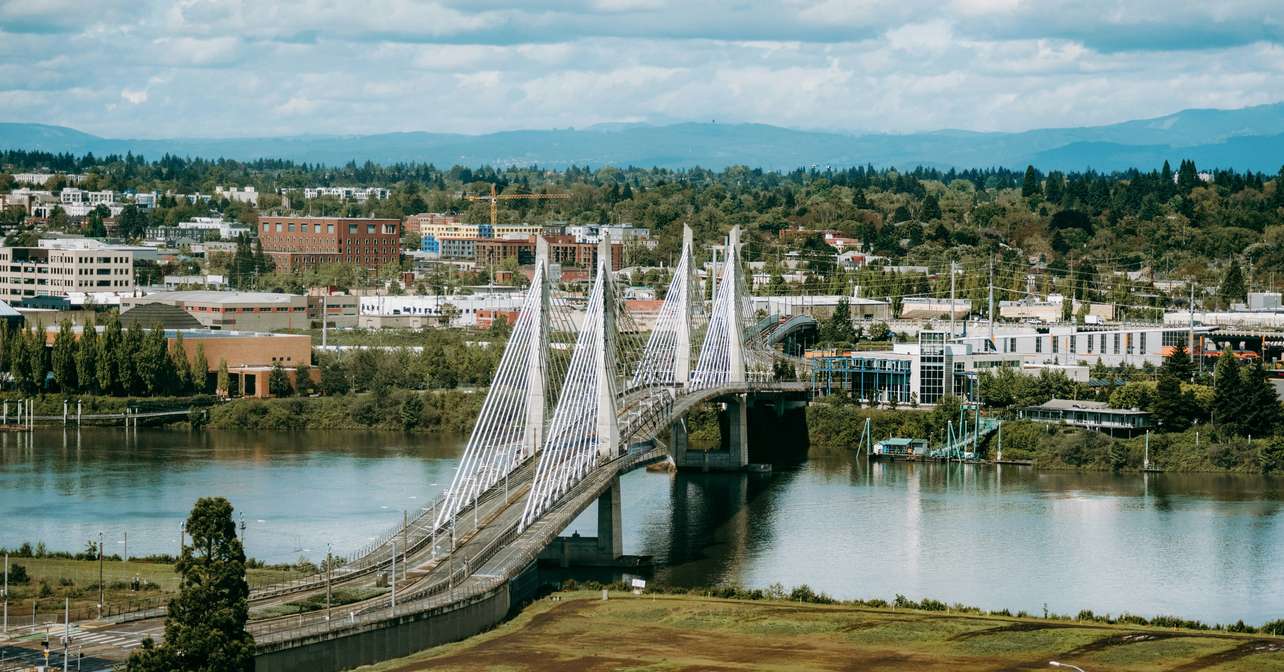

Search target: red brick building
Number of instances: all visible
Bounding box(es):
[472,235,623,271]
[257,216,401,270]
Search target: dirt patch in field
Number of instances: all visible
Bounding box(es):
[1166,639,1284,671]
[376,598,1012,672]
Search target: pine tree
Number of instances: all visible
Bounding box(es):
[126,497,254,672]
[1219,260,1246,307]
[192,344,209,394]
[1240,359,1282,437]
[51,320,77,392]
[76,319,98,394]
[1151,371,1191,433]
[98,317,122,394]
[1211,348,1243,434]
[136,327,170,395]
[920,193,941,221]
[1177,159,1200,192]
[1021,165,1040,198]
[119,323,144,395]
[171,332,192,395]
[1163,341,1194,381]
[10,327,31,392]
[27,325,46,392]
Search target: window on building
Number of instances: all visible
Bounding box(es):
[1139,332,1147,354]
[1114,333,1121,354]
[288,223,295,232]
[1087,334,1094,353]
[1126,333,1134,354]
[1035,337,1043,353]
[314,224,322,233]
[328,224,335,233]
[275,223,283,233]
[349,224,357,234]
[1051,336,1059,354]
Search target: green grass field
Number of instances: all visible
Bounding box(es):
[359,592,1284,672]
[2,556,303,619]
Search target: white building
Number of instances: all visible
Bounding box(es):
[358,293,527,328]
[954,324,1216,369]
[293,187,391,201]
[0,242,137,301]
[565,224,651,245]
[215,186,259,205]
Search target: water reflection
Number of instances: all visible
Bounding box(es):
[2,428,1281,624]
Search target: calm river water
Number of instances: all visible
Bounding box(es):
[1,428,1280,625]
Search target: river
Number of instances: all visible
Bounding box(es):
[1,428,1280,626]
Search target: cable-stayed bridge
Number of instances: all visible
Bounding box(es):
[36,225,811,672]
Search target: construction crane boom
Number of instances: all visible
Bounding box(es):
[466,184,571,226]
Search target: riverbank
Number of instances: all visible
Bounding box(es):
[359,590,1284,672]
[807,401,1282,474]
[207,389,483,433]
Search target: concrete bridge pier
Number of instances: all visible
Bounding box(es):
[673,394,751,472]
[539,476,639,568]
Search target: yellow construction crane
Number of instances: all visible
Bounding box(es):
[466,184,571,227]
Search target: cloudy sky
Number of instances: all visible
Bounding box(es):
[1,0,1282,138]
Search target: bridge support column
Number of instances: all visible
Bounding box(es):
[596,476,623,561]
[724,394,749,470]
[670,418,689,466]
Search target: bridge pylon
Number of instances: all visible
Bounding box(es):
[522,236,551,459]
[594,233,620,459]
[692,225,747,389]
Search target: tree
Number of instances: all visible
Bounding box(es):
[822,297,856,345]
[116,205,148,240]
[1151,371,1191,433]
[319,358,350,396]
[26,325,46,392]
[51,320,77,391]
[294,364,314,396]
[192,344,209,394]
[1219,260,1246,307]
[1163,341,1194,381]
[919,193,941,221]
[216,359,230,398]
[1021,165,1040,199]
[76,319,99,394]
[127,497,254,672]
[1261,437,1284,474]
[1239,359,1282,437]
[399,394,424,430]
[136,327,170,395]
[98,317,122,394]
[1211,348,1243,433]
[171,332,193,394]
[267,363,292,397]
[119,323,144,395]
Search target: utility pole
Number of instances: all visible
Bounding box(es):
[4,552,8,635]
[390,541,397,611]
[1188,282,1196,380]
[63,597,69,672]
[321,294,328,348]
[949,261,958,338]
[325,543,332,624]
[95,531,104,621]
[988,255,995,348]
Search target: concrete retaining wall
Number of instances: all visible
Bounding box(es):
[255,562,540,672]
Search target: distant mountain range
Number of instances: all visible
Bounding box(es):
[4,103,1284,172]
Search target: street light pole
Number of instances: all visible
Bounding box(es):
[325,543,332,625]
[97,531,103,620]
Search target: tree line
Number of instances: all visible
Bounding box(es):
[0,318,209,396]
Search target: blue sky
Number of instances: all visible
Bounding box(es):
[1,0,1282,138]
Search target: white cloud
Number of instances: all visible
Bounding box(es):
[120,88,148,104]
[0,1,1281,138]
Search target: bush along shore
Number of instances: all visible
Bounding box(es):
[807,400,1284,474]
[559,580,1284,636]
[206,389,484,433]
